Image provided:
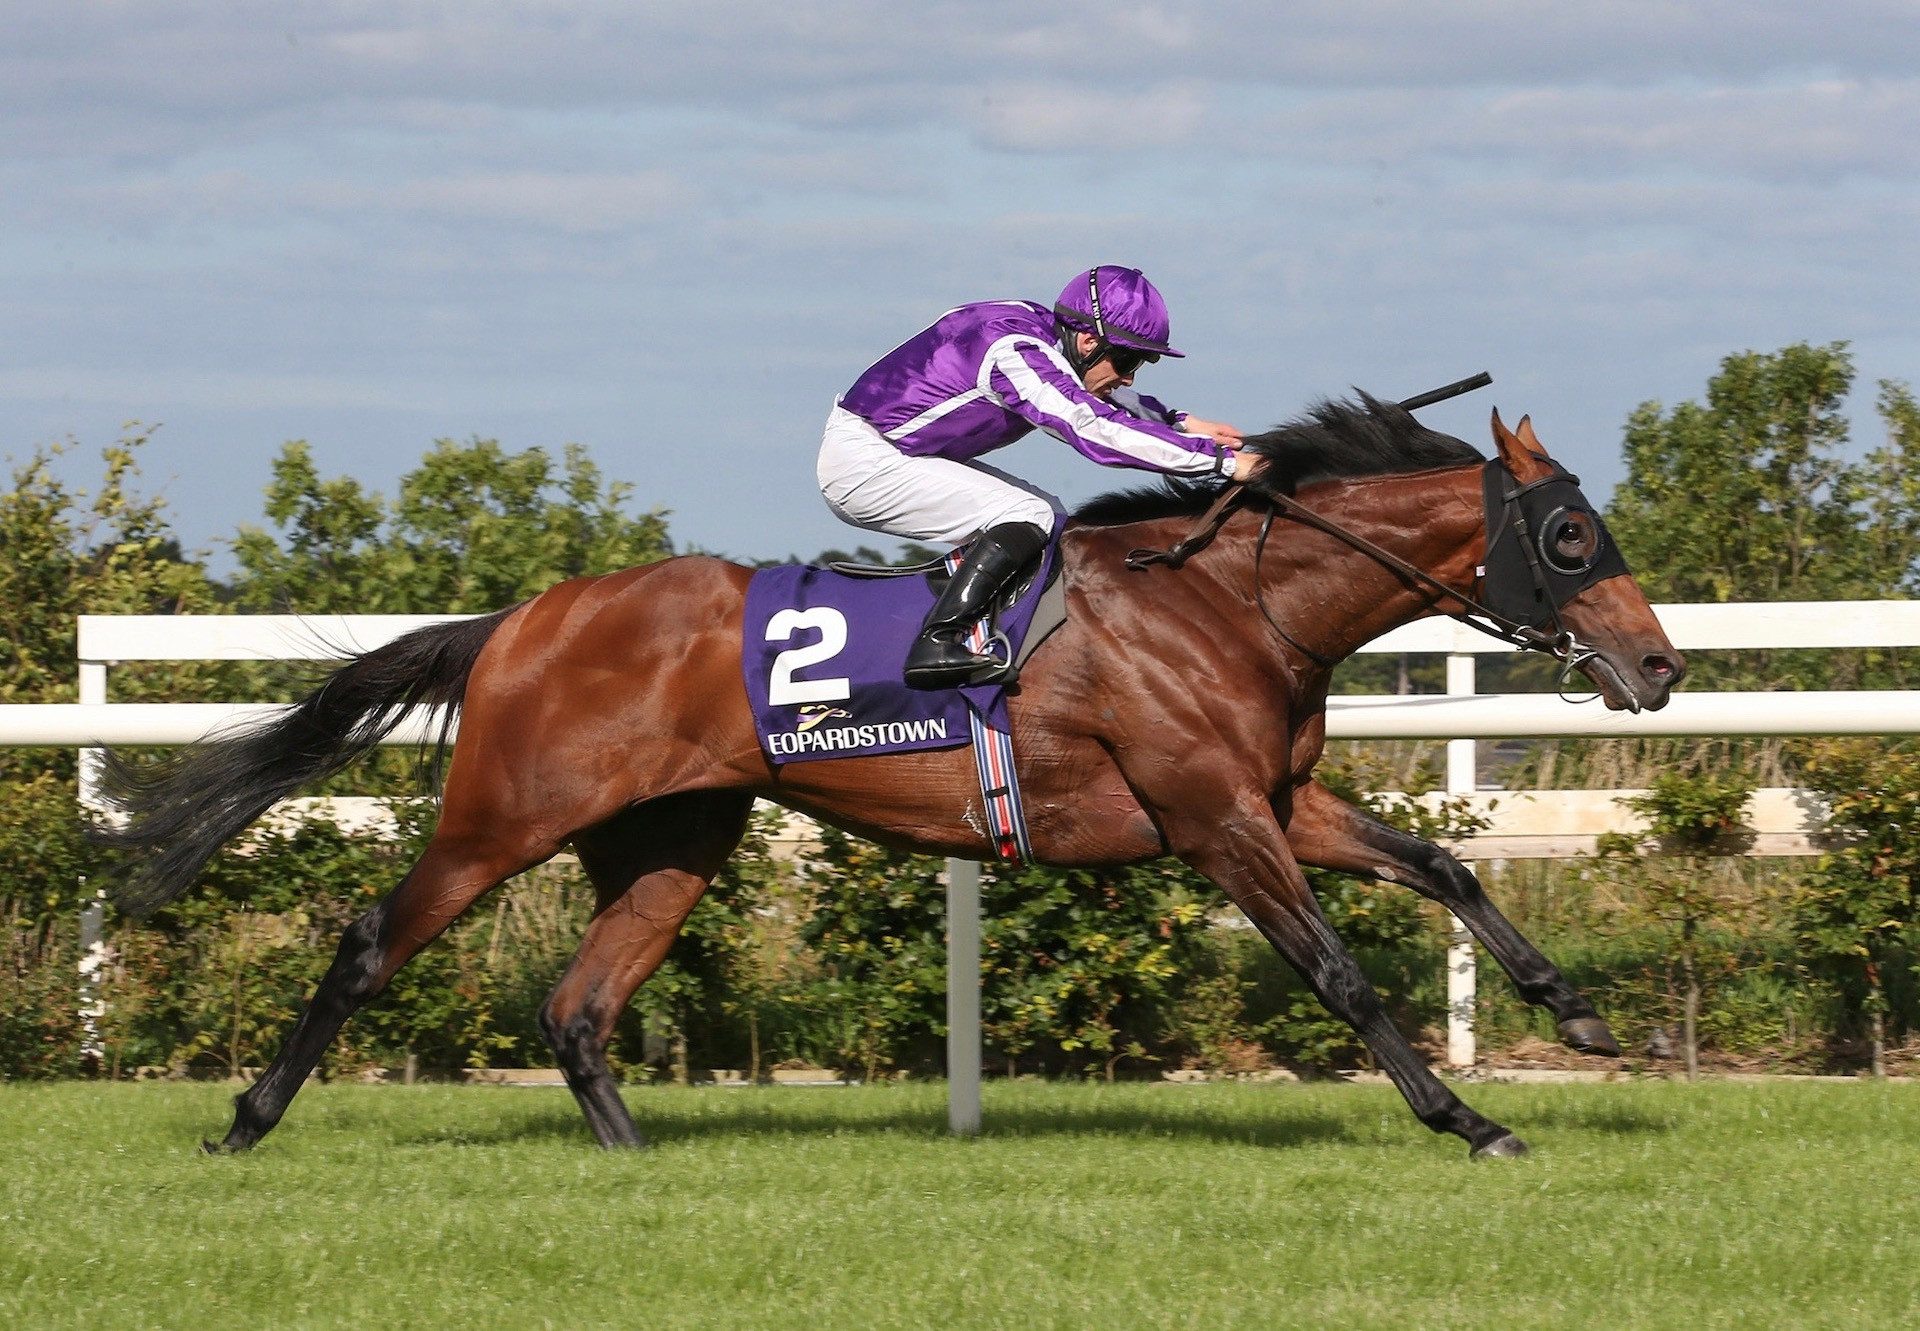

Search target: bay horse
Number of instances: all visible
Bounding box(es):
[99,398,1683,1158]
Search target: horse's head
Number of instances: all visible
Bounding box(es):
[1486,409,1684,712]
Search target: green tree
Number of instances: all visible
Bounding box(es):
[1861,380,1920,599]
[1612,769,1757,1079]
[0,431,225,904]
[1794,742,1920,1076]
[1609,343,1861,605]
[980,860,1215,1080]
[704,811,812,1082]
[232,438,673,613]
[1,431,221,709]
[795,831,1224,1082]
[794,829,947,1081]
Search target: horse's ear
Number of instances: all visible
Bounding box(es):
[1490,407,1554,480]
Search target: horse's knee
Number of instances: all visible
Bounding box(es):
[539,994,605,1069]
[1397,842,1479,905]
[1287,922,1382,1016]
[1316,954,1378,1014]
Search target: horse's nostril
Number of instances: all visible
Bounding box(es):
[1643,653,1681,683]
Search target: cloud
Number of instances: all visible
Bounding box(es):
[0,164,700,241]
[1187,1,1920,87]
[0,365,431,412]
[1238,77,1920,185]
[9,2,1918,166]
[315,170,699,233]
[967,82,1210,153]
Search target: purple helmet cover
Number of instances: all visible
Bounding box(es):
[1052,265,1184,358]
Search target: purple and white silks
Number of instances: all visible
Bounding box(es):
[742,542,1057,766]
[836,300,1232,479]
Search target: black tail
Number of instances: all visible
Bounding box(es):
[93,609,517,917]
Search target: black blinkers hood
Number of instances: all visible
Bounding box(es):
[1480,459,1630,629]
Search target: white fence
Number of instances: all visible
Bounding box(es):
[2,603,1917,1121]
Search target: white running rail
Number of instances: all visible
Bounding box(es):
[5,601,1917,1088]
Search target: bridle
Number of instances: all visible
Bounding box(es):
[1124,458,1636,705]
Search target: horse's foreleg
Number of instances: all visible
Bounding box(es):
[540,792,753,1147]
[1283,780,1618,1056]
[212,827,558,1154]
[1168,795,1525,1158]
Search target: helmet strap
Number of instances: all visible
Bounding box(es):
[1056,266,1111,379]
[1085,266,1108,340]
[1056,319,1104,378]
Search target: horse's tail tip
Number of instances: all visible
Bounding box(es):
[97,868,185,918]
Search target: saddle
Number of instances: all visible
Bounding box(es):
[742,536,1062,763]
[825,546,1066,684]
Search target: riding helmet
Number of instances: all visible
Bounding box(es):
[1052,265,1185,358]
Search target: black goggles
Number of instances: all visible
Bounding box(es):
[1102,344,1159,376]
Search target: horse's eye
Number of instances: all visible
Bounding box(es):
[1542,509,1597,572]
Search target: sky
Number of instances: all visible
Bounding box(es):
[4,2,1917,570]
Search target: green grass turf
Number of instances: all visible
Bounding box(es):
[2,1080,1916,1329]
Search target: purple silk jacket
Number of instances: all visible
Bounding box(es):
[837,300,1234,477]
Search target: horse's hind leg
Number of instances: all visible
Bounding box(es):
[213,820,562,1153]
[1284,779,1619,1056]
[539,792,753,1147]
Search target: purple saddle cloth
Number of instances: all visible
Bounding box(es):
[742,542,1057,766]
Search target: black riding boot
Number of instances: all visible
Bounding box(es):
[903,522,1048,689]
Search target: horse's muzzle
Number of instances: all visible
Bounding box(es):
[1590,649,1684,713]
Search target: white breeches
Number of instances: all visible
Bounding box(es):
[816,404,1060,547]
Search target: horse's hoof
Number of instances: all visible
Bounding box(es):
[1558,1016,1622,1057]
[1470,1132,1530,1161]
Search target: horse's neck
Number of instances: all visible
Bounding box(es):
[1092,468,1484,670]
[1260,468,1487,663]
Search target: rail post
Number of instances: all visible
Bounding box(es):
[1445,649,1477,1069]
[945,858,982,1136]
[77,657,109,1070]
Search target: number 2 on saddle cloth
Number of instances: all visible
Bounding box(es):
[740,538,1065,861]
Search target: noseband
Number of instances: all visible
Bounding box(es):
[1126,459,1628,696]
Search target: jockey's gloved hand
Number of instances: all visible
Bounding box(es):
[1177,415,1244,445]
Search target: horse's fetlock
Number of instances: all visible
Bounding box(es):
[331,960,384,1008]
[325,908,391,1006]
[339,907,385,955]
[225,1088,278,1143]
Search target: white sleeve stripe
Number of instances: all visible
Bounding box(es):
[881,387,991,441]
[980,335,1212,472]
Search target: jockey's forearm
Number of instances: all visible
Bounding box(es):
[989,340,1233,477]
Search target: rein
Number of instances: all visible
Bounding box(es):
[1127,481,1606,688]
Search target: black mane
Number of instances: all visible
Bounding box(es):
[1073,391,1484,527]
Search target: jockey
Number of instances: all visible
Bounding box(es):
[820,264,1251,688]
